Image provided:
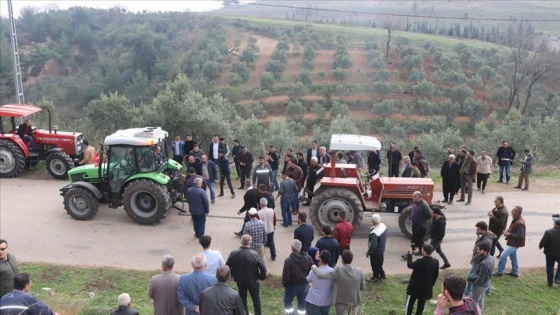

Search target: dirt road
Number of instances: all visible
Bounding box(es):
[1,178,558,276]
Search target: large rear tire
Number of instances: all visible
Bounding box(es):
[398,205,432,240]
[309,187,364,232]
[46,151,74,179]
[63,187,99,220]
[0,140,26,178]
[123,179,171,225]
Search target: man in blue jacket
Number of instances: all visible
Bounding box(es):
[186,178,209,239]
[0,273,59,315]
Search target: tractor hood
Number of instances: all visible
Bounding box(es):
[329,134,382,151]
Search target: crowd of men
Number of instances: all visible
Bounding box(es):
[1,137,558,315]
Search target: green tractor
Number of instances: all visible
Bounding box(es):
[60,127,183,225]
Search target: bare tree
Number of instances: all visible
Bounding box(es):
[503,36,560,113]
[383,18,400,58]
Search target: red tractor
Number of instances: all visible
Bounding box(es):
[0,104,85,179]
[309,134,440,239]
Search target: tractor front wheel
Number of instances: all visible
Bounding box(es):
[309,188,363,232]
[123,179,171,225]
[0,140,26,178]
[398,205,432,240]
[46,151,74,179]
[63,187,99,220]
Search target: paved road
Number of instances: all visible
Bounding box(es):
[1,178,558,276]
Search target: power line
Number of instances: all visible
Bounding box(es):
[220,0,560,22]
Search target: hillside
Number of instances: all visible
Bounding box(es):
[0,7,559,165]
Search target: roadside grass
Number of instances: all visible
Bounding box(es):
[19,263,559,315]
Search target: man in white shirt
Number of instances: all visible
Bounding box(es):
[476,151,492,194]
[199,235,225,276]
[257,197,277,261]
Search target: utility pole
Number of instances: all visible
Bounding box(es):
[8,0,25,105]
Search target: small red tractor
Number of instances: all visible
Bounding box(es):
[0,104,85,179]
[309,134,439,239]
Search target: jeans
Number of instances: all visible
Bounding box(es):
[431,240,450,265]
[291,193,300,212]
[281,198,292,226]
[499,163,511,182]
[205,179,216,201]
[23,135,36,149]
[464,265,476,296]
[237,282,261,315]
[272,169,279,190]
[545,255,560,285]
[497,246,519,275]
[284,284,307,314]
[220,174,235,195]
[307,303,330,315]
[192,214,206,238]
[471,284,488,311]
[266,232,276,259]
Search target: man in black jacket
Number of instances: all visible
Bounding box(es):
[406,244,439,315]
[294,213,314,253]
[235,183,274,237]
[302,157,323,206]
[231,139,242,180]
[386,144,402,177]
[226,235,267,315]
[238,146,254,189]
[199,266,245,315]
[496,140,516,185]
[441,154,460,204]
[539,217,560,287]
[282,239,313,315]
[315,226,339,268]
[431,207,451,269]
[208,135,226,165]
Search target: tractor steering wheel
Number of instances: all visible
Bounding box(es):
[365,169,378,181]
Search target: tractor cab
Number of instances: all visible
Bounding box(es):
[309,134,437,239]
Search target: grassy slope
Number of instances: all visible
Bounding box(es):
[20,263,560,315]
[220,15,505,51]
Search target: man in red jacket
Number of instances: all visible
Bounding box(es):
[334,212,353,251]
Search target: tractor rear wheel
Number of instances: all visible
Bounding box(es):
[63,187,99,220]
[398,205,432,240]
[0,140,26,178]
[123,179,171,225]
[309,187,363,232]
[46,151,74,179]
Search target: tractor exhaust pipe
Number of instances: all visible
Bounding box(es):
[47,109,52,133]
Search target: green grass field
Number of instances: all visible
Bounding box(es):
[17,263,560,315]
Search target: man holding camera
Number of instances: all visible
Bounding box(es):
[539,216,560,287]
[405,244,439,315]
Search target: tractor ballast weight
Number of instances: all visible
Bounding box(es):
[308,134,436,239]
[0,104,84,179]
[60,127,183,225]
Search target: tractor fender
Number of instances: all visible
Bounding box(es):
[41,146,63,159]
[124,172,170,186]
[60,182,103,199]
[0,134,30,157]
